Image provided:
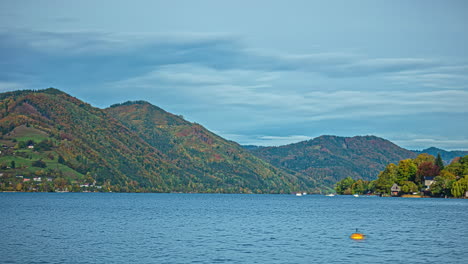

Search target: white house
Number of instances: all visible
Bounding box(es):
[424,176,435,189]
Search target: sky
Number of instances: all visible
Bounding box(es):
[1,0,467,150]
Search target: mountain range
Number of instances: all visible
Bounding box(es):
[245,140,467,187]
[0,88,315,193]
[0,88,466,192]
[246,135,417,187]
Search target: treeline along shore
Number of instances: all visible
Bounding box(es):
[335,154,468,198]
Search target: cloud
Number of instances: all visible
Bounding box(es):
[109,62,468,125]
[1,29,467,150]
[385,66,468,89]
[329,58,438,77]
[0,30,245,85]
[2,29,465,87]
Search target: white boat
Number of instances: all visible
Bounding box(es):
[296,193,303,196]
[302,192,307,195]
[353,194,359,197]
[325,194,335,197]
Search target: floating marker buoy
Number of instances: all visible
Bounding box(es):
[350,228,365,240]
[350,233,365,240]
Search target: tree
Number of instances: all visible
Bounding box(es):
[414,153,435,166]
[17,141,27,149]
[32,159,47,168]
[435,153,444,171]
[58,155,65,164]
[351,179,367,194]
[10,160,15,169]
[451,181,464,198]
[460,156,468,176]
[431,173,456,197]
[451,176,468,198]
[335,177,355,195]
[401,181,418,194]
[396,159,417,184]
[54,177,67,190]
[374,163,398,194]
[35,139,53,151]
[416,161,439,185]
[445,161,462,177]
[439,169,456,179]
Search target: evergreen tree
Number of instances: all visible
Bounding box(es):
[435,153,444,170]
[58,155,65,164]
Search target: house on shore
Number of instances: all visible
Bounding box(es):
[391,183,401,196]
[424,176,435,189]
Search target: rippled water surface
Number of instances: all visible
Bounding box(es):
[1,193,467,263]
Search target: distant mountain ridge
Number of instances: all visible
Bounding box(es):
[245,138,468,188]
[413,147,468,164]
[247,135,418,187]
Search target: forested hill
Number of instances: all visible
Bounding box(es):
[0,88,317,193]
[247,135,417,187]
[105,101,318,193]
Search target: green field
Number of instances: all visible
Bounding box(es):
[5,125,49,143]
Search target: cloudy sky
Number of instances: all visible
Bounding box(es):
[1,0,467,150]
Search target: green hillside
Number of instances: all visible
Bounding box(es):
[106,101,318,193]
[0,88,316,193]
[0,88,183,192]
[248,135,417,187]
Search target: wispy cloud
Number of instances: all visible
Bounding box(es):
[111,62,468,120]
[1,29,467,149]
[385,66,468,89]
[2,29,465,86]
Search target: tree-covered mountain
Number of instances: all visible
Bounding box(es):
[105,101,318,193]
[247,135,417,187]
[413,147,468,164]
[0,88,316,193]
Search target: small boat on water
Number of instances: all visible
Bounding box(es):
[353,194,359,197]
[325,194,335,197]
[295,193,303,196]
[302,192,307,196]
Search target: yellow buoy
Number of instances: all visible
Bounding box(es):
[350,229,365,240]
[350,233,365,240]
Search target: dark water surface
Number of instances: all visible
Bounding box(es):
[1,193,467,263]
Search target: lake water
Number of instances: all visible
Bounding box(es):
[1,193,467,263]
